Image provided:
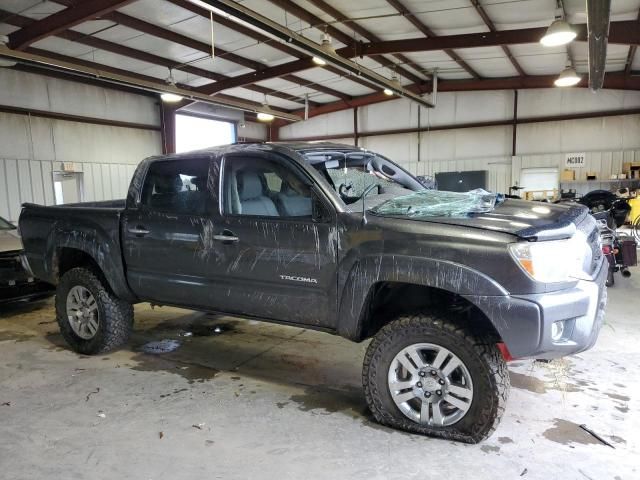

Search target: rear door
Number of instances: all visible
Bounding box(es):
[208,152,338,327]
[122,156,217,307]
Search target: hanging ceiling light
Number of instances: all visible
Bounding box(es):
[540,19,576,47]
[257,111,275,121]
[312,32,333,66]
[161,69,183,102]
[160,92,184,103]
[0,36,17,67]
[383,72,402,96]
[554,66,581,87]
[257,94,275,122]
[319,32,335,54]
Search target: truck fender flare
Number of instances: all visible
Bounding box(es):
[46,221,136,302]
[336,255,508,340]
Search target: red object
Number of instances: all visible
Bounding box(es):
[497,342,514,362]
[602,245,612,254]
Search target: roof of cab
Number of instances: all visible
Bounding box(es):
[146,142,365,162]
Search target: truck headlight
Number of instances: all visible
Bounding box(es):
[509,237,588,283]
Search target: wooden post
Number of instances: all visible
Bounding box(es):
[512,90,518,157]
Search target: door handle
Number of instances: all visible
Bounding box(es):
[213,230,239,243]
[128,226,150,236]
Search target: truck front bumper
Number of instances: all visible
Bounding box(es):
[464,258,608,360]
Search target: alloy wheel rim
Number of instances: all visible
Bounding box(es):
[387,343,474,427]
[66,286,99,340]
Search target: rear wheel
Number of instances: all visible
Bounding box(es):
[55,267,133,354]
[363,312,509,443]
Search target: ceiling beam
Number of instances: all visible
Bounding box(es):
[586,0,611,91]
[349,21,638,56]
[166,0,376,92]
[0,8,313,107]
[194,0,434,107]
[470,0,525,76]
[275,73,640,123]
[51,0,352,101]
[7,0,136,50]
[366,22,636,55]
[0,43,301,121]
[189,21,640,92]
[265,0,425,85]
[385,0,480,78]
[299,0,428,83]
[101,11,352,101]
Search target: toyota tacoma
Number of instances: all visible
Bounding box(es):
[18,142,607,442]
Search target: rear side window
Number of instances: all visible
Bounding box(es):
[140,158,210,215]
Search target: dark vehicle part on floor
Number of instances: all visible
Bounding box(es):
[579,190,631,228]
[18,142,607,443]
[0,216,53,305]
[594,211,637,287]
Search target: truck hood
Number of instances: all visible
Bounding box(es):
[0,229,23,253]
[373,197,589,240]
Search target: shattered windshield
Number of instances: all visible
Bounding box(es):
[371,189,499,218]
[300,148,499,218]
[302,150,422,208]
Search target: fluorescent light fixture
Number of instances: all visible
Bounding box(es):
[312,56,327,66]
[257,112,275,121]
[160,92,184,102]
[0,35,16,67]
[384,73,402,96]
[540,19,576,47]
[554,67,581,87]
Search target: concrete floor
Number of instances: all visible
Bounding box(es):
[0,278,638,480]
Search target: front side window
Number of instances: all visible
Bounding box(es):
[223,156,312,218]
[140,158,210,215]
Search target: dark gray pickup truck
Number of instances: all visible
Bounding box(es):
[19,142,607,442]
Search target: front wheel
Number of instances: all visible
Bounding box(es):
[363,313,509,443]
[55,267,133,355]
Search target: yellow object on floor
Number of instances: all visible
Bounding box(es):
[629,196,640,223]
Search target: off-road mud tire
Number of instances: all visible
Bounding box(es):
[363,312,509,443]
[55,267,133,354]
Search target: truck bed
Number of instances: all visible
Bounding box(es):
[19,201,131,300]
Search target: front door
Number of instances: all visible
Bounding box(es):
[210,153,338,327]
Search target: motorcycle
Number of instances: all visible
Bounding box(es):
[579,189,631,228]
[593,210,637,287]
